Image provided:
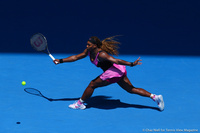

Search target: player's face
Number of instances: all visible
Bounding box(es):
[87,41,97,51]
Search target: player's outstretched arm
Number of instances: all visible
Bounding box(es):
[99,52,142,67]
[53,48,88,64]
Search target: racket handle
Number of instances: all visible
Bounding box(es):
[49,54,58,64]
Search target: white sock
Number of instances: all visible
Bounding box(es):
[79,98,84,103]
[150,94,155,98]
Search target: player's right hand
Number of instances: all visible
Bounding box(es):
[53,59,60,64]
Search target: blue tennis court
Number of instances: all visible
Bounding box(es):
[0,0,199,132]
[0,53,199,133]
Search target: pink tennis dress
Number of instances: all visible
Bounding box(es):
[88,51,127,83]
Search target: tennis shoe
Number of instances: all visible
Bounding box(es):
[69,101,86,110]
[153,95,164,111]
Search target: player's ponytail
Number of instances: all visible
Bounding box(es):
[101,36,120,56]
[89,36,120,56]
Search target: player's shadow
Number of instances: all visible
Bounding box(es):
[49,97,80,101]
[41,95,159,111]
[85,95,160,111]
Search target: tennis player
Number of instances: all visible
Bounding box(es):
[54,36,164,111]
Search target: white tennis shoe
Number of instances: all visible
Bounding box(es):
[69,101,86,110]
[153,95,164,111]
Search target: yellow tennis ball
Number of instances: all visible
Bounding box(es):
[22,81,26,86]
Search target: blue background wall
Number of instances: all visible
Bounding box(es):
[0,0,199,55]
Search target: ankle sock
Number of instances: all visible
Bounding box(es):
[150,94,155,98]
[150,94,156,101]
[78,99,84,104]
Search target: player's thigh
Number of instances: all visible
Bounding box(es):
[91,76,112,88]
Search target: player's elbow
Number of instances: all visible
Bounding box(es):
[72,56,79,61]
[73,54,84,61]
[114,59,121,64]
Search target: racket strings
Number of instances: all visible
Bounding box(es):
[30,33,47,52]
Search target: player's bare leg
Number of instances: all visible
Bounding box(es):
[117,76,164,111]
[69,77,111,109]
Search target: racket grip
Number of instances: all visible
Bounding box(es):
[49,54,58,64]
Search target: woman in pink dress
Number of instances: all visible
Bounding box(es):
[54,36,164,111]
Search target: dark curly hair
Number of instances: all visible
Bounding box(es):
[89,36,120,56]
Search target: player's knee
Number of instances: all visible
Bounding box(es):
[127,89,134,94]
[126,86,136,94]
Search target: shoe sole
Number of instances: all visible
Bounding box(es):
[68,105,86,110]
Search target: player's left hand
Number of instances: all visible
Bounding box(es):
[133,57,142,66]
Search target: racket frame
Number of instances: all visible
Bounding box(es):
[30,33,58,64]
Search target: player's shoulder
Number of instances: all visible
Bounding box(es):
[77,48,88,58]
[98,51,111,60]
[99,51,107,56]
[83,48,89,54]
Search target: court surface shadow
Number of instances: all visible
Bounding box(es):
[85,95,160,111]
[25,90,160,111]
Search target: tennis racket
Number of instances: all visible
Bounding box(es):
[30,33,58,64]
[24,88,53,101]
